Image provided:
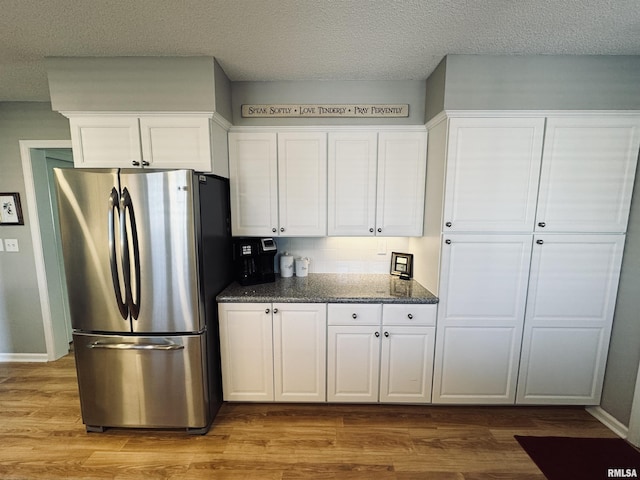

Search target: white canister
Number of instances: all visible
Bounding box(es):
[280,252,294,278]
[295,257,310,277]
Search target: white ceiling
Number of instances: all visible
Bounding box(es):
[1,0,639,102]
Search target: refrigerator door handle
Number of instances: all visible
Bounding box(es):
[121,187,141,320]
[88,341,185,351]
[108,187,128,320]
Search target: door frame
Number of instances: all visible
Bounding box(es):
[19,140,73,361]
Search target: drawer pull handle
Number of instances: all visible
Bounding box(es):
[407,314,413,319]
[445,222,452,227]
[352,313,357,319]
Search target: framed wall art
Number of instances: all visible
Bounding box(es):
[390,252,413,278]
[0,193,24,225]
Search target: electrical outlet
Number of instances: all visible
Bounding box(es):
[4,238,19,252]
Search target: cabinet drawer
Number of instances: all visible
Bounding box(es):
[383,304,436,326]
[328,304,382,325]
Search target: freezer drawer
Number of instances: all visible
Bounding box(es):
[73,333,210,432]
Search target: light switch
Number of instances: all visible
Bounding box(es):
[377,239,387,255]
[5,239,19,252]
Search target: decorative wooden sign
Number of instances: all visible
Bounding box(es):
[241,104,409,118]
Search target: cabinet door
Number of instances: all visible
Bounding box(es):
[443,117,545,232]
[273,303,327,402]
[517,234,625,404]
[69,116,141,168]
[536,117,640,233]
[327,132,378,236]
[327,326,380,402]
[376,131,427,236]
[432,234,533,404]
[228,132,279,236]
[379,326,435,403]
[218,303,274,401]
[278,132,327,236]
[139,116,212,171]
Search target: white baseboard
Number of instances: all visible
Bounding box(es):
[586,406,629,439]
[0,353,49,363]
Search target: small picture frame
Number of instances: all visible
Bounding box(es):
[0,193,24,226]
[390,252,413,278]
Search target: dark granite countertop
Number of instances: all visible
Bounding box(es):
[216,273,438,304]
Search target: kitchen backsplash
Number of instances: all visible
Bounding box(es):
[273,237,411,274]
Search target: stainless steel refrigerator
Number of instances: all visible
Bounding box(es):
[54,168,232,434]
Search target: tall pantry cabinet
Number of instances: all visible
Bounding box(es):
[427,114,640,405]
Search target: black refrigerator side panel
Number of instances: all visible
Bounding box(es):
[197,175,233,418]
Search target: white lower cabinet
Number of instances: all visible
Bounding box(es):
[327,325,381,402]
[218,302,326,402]
[273,303,327,402]
[327,303,436,403]
[516,234,625,405]
[432,235,533,404]
[218,303,274,402]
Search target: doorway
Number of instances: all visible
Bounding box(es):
[20,140,73,360]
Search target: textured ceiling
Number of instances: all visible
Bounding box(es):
[0,0,639,101]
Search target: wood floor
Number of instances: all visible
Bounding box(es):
[0,354,619,479]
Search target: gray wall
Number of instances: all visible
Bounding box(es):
[231,80,426,126]
[46,56,233,123]
[0,102,71,354]
[426,55,640,121]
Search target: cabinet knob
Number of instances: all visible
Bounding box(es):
[272,228,277,233]
[352,313,357,319]
[265,308,270,314]
[384,331,389,338]
[407,314,413,319]
[375,331,380,338]
[445,222,452,227]
[538,222,546,228]
[445,239,451,245]
[142,160,150,167]
[132,160,140,167]
[280,227,285,232]
[369,228,374,233]
[536,239,544,245]
[377,228,382,233]
[273,308,278,314]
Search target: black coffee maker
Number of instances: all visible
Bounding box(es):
[232,238,277,285]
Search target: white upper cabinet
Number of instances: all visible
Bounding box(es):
[327,132,378,236]
[277,132,327,236]
[443,117,545,233]
[138,116,212,171]
[228,131,327,237]
[376,131,427,236]
[228,132,279,236]
[535,117,640,233]
[68,114,213,171]
[69,116,142,168]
